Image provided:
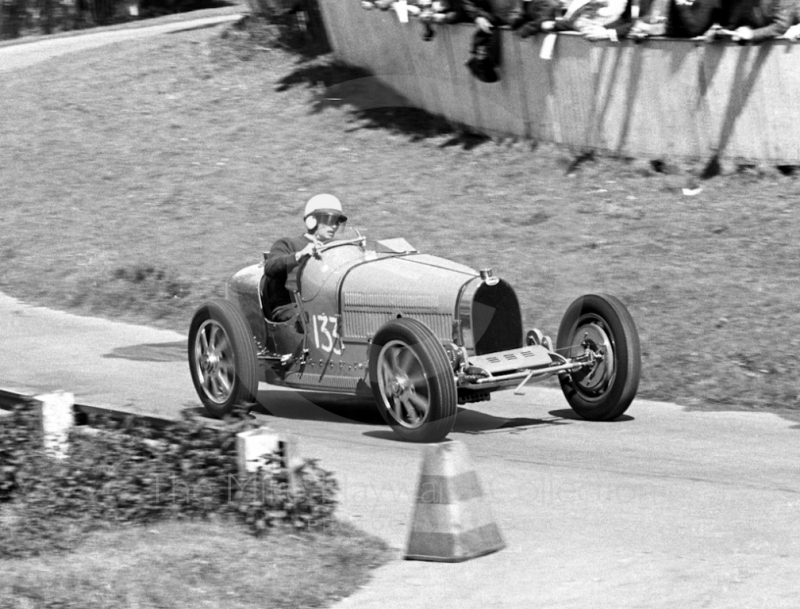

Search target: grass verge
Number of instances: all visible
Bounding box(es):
[0,519,392,609]
[1,17,799,416]
[0,402,393,609]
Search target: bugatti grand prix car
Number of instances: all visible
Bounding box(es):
[188,228,641,442]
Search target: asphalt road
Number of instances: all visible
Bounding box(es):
[2,18,800,608]
[2,290,800,608]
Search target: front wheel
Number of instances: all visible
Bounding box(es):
[188,298,260,418]
[556,294,641,421]
[369,318,457,442]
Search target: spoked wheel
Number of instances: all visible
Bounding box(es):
[188,298,260,418]
[556,294,641,421]
[369,318,457,443]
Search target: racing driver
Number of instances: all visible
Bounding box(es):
[263,193,347,321]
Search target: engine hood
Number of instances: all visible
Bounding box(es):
[342,253,477,310]
[339,253,478,342]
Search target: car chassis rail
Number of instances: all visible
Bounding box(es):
[458,348,601,395]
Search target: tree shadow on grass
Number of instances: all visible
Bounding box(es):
[275,60,491,148]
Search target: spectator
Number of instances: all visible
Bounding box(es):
[627,0,720,38]
[545,0,633,40]
[706,0,797,42]
[460,0,527,81]
[514,0,564,38]
[626,0,670,38]
[417,0,462,40]
[461,0,527,26]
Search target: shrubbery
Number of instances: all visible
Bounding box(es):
[225,0,329,55]
[0,0,231,40]
[0,401,339,558]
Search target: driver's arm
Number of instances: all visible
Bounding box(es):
[264,238,299,278]
[264,238,316,278]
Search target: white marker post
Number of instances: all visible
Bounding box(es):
[36,392,75,460]
[235,427,297,496]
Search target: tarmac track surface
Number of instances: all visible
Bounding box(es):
[2,290,800,608]
[2,20,800,608]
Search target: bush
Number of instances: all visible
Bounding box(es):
[236,456,339,535]
[0,0,124,41]
[233,0,330,55]
[0,402,339,557]
[0,399,42,504]
[138,0,213,18]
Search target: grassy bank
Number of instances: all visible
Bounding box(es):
[1,18,799,416]
[0,520,392,608]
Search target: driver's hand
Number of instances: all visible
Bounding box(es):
[295,242,317,263]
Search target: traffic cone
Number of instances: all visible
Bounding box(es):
[405,441,505,562]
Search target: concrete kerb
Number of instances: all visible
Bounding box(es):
[0,385,194,429]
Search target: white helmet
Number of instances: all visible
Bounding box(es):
[303,193,347,231]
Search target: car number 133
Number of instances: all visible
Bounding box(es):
[311,314,342,355]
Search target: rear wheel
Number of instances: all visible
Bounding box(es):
[188,298,260,418]
[369,318,457,442]
[556,294,640,421]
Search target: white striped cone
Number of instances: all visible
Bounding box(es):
[405,441,505,562]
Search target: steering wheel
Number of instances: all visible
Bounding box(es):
[315,236,366,255]
[285,237,366,295]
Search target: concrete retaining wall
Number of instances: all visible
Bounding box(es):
[318,0,800,164]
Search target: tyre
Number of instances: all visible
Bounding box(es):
[188,298,260,418]
[556,294,641,421]
[369,318,457,442]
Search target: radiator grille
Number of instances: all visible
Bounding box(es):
[344,292,440,309]
[343,310,452,341]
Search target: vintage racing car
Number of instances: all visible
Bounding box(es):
[188,228,641,442]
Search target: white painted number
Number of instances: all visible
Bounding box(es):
[312,315,341,355]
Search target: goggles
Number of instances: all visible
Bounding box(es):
[314,212,345,227]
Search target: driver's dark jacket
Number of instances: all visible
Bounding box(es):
[263,234,313,314]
